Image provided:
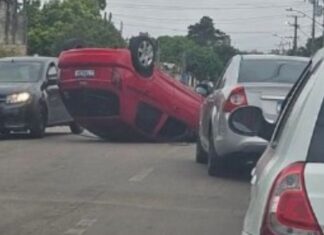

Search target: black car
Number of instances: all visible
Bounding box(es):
[0,56,83,138]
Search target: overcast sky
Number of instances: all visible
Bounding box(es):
[108,0,322,52]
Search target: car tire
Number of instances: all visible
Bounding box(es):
[196,137,208,164]
[129,36,156,77]
[30,105,46,139]
[69,122,84,135]
[207,133,225,177]
[61,38,87,51]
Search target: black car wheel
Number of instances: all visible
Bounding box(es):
[69,122,84,135]
[207,132,225,177]
[196,137,208,164]
[129,36,156,77]
[30,105,46,139]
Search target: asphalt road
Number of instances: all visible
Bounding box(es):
[0,128,251,235]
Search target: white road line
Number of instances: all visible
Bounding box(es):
[64,228,86,235]
[129,167,154,182]
[64,218,97,235]
[76,219,97,227]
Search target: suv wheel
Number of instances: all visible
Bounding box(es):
[196,137,208,164]
[129,36,156,77]
[207,134,225,177]
[69,122,84,135]
[30,105,46,139]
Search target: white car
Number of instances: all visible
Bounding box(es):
[228,48,324,235]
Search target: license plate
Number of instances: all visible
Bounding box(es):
[75,70,95,78]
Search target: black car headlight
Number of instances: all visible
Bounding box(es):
[6,92,31,104]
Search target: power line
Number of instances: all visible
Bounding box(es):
[121,22,288,35]
[112,13,292,24]
[108,3,307,11]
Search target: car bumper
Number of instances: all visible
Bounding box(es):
[214,114,268,158]
[0,102,34,131]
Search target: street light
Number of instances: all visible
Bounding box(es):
[286,7,324,51]
[286,8,322,27]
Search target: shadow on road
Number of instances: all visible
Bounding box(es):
[0,132,70,141]
[195,161,255,182]
[220,162,255,182]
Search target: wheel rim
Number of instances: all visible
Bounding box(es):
[137,40,154,67]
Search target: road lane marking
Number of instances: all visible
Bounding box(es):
[64,218,97,235]
[64,228,86,235]
[0,195,245,215]
[76,219,97,227]
[129,167,154,182]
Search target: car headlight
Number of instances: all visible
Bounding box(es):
[6,92,31,104]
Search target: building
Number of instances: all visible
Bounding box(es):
[0,0,26,56]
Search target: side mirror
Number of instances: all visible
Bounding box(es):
[228,106,276,141]
[195,85,209,97]
[195,82,214,97]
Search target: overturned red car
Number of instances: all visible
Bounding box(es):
[58,36,203,141]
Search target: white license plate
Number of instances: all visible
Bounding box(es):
[75,70,95,78]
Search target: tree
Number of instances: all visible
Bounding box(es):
[26,0,125,56]
[188,16,230,47]
[185,45,223,81]
[158,36,223,82]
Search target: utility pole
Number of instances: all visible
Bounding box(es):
[311,0,319,54]
[322,3,324,47]
[119,21,123,36]
[293,16,299,54]
[286,15,300,55]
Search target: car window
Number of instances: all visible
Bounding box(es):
[238,59,308,84]
[271,60,320,147]
[0,61,43,83]
[307,98,324,163]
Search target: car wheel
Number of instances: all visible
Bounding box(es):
[129,36,156,77]
[196,137,208,164]
[61,38,87,51]
[30,105,46,139]
[69,122,84,135]
[207,133,225,177]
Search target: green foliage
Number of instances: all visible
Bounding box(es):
[186,45,223,81]
[158,17,238,82]
[188,16,230,47]
[26,0,125,56]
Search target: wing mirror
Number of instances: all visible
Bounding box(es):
[228,106,276,141]
[195,81,214,97]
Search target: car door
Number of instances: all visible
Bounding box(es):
[45,63,72,125]
[200,58,234,148]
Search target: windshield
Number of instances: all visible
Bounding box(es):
[0,61,43,83]
[238,59,308,84]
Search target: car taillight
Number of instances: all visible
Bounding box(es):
[261,162,322,235]
[223,86,247,113]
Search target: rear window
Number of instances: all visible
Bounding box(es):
[238,59,308,84]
